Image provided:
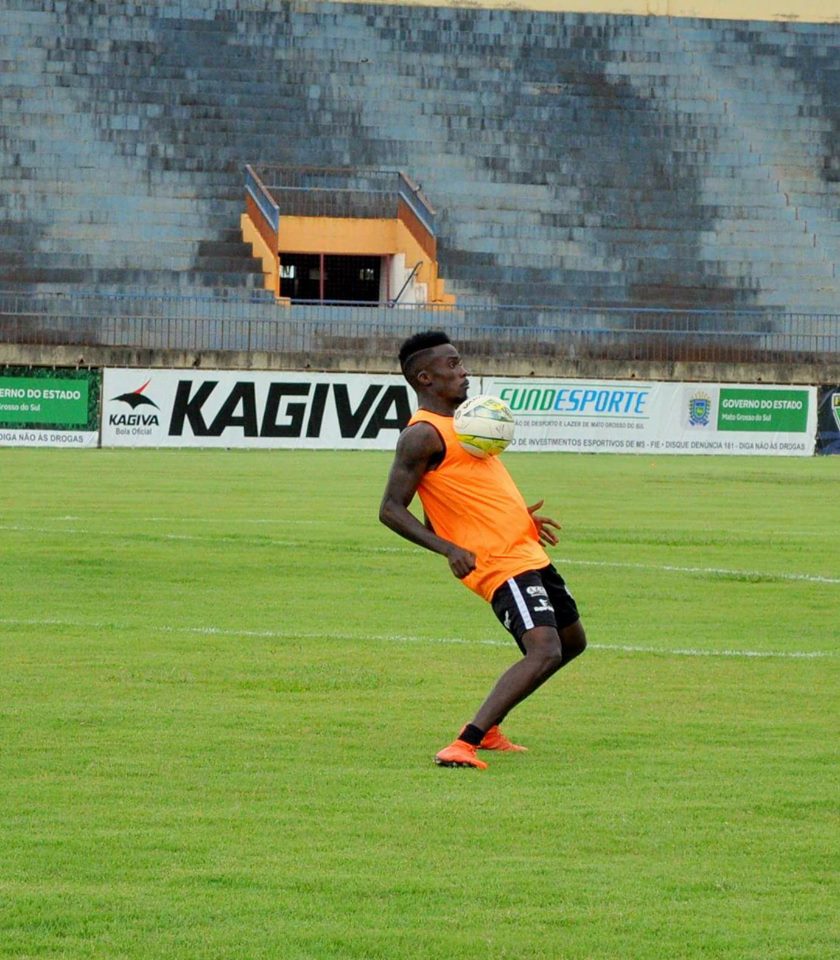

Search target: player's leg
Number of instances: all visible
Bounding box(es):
[469,623,564,733]
[541,563,586,666]
[470,615,585,735]
[435,568,585,768]
[435,625,560,768]
[558,617,587,666]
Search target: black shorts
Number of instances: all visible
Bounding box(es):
[490,564,580,653]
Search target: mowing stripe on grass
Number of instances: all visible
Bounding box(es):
[552,556,840,586]
[1,523,839,585]
[1,617,834,660]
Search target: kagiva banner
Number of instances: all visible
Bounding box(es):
[484,378,817,456]
[101,369,416,449]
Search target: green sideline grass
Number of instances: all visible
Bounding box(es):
[0,449,837,960]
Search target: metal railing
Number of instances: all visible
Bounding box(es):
[244,165,279,233]
[248,165,436,234]
[2,290,839,366]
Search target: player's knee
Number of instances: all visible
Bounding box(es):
[560,621,587,665]
[544,644,564,673]
[537,639,565,675]
[523,628,564,674]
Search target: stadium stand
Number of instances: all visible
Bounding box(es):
[1,0,839,320]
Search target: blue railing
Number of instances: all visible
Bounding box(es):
[1,290,839,364]
[397,172,436,236]
[247,165,437,236]
[244,165,279,233]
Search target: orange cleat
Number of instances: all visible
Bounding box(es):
[478,725,528,752]
[434,739,489,769]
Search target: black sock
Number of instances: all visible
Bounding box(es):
[459,723,485,746]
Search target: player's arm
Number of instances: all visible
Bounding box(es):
[379,423,476,579]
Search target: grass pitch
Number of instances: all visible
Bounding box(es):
[0,449,837,960]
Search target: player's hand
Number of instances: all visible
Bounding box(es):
[528,499,561,546]
[445,544,477,579]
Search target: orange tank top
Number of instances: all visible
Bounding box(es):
[408,408,549,601]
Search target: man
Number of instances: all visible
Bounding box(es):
[379,330,586,769]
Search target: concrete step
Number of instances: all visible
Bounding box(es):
[0,265,266,288]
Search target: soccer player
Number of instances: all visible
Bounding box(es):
[379,330,587,769]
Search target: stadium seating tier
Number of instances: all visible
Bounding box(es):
[1,0,839,311]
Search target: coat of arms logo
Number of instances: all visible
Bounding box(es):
[688,392,712,427]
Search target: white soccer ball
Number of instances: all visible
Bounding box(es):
[454,395,516,458]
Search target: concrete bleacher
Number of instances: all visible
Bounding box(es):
[1,0,839,312]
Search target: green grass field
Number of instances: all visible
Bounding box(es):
[1,449,837,960]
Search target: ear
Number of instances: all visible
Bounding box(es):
[415,368,432,386]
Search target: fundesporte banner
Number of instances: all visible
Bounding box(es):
[101,369,817,456]
[483,378,818,456]
[101,369,416,449]
[0,365,100,447]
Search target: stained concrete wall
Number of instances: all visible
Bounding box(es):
[3,342,836,387]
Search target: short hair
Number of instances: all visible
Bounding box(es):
[398,330,451,380]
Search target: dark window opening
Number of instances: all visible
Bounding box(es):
[280,253,382,303]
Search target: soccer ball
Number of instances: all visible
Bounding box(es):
[454,395,515,458]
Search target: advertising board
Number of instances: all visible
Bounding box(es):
[101,369,414,449]
[483,378,817,456]
[815,386,840,455]
[101,369,817,457]
[0,365,100,447]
